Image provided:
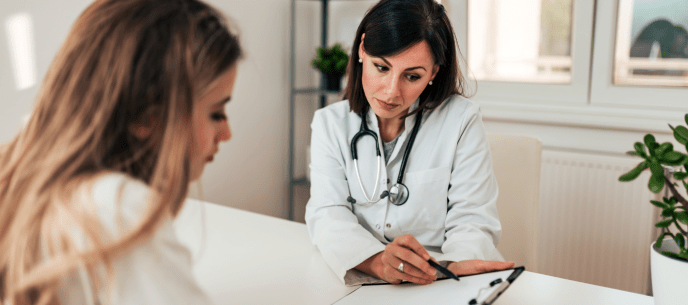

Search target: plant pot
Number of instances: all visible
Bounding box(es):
[323,73,343,92]
[651,239,688,305]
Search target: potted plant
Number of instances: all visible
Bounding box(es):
[619,114,688,304]
[311,43,348,91]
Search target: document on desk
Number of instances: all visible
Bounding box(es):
[335,269,520,305]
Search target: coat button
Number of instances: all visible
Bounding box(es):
[386,179,390,184]
[386,223,391,228]
[376,224,381,230]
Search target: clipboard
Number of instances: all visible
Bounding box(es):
[335,266,526,305]
[469,266,525,305]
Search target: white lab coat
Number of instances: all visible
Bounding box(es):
[56,173,211,304]
[305,95,503,284]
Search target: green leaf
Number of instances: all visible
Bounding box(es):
[662,154,688,166]
[675,172,688,180]
[649,161,664,177]
[685,114,688,125]
[679,252,688,259]
[656,218,674,228]
[649,173,665,193]
[655,143,673,158]
[666,196,678,206]
[664,151,684,162]
[674,126,688,145]
[619,161,647,182]
[651,200,669,209]
[676,211,688,225]
[656,233,669,248]
[648,162,665,193]
[675,234,686,249]
[662,208,675,217]
[634,142,647,158]
[644,134,657,147]
[661,251,682,259]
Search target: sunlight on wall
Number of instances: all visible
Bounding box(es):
[5,13,36,91]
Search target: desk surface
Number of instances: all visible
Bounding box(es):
[174,201,653,305]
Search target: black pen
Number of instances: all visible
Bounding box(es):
[427,259,460,281]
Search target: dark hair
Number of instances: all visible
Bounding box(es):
[344,0,467,117]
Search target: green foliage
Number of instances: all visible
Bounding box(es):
[311,44,349,75]
[620,113,688,262]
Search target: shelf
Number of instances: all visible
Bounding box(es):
[293,88,343,96]
[291,177,311,186]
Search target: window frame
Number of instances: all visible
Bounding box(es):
[445,0,687,133]
[452,0,595,105]
[589,0,688,110]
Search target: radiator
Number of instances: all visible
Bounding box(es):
[537,149,659,295]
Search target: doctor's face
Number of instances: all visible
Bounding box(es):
[358,37,438,122]
[189,66,237,181]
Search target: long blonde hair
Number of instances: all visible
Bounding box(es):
[0,0,242,303]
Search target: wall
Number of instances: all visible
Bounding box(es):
[196,0,291,218]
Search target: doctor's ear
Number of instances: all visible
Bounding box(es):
[358,33,366,61]
[431,64,440,80]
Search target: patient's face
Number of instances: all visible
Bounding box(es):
[189,66,237,181]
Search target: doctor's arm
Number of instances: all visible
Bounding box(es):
[305,111,386,283]
[441,108,513,274]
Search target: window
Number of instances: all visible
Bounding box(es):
[447,0,688,130]
[468,0,574,84]
[613,0,688,87]
[451,0,595,105]
[590,0,688,110]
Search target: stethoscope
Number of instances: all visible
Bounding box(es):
[346,106,423,206]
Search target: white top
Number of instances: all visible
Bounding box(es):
[305,96,503,284]
[57,173,211,305]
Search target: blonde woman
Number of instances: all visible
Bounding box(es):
[0,0,242,304]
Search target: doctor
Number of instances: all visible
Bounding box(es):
[305,0,514,286]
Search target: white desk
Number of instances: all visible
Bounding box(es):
[174,200,357,305]
[175,201,653,305]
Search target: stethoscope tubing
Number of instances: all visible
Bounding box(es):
[349,107,423,206]
[353,157,382,206]
[396,107,423,184]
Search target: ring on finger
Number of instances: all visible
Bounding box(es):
[398,262,404,273]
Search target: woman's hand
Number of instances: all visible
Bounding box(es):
[446,260,515,276]
[355,235,437,285]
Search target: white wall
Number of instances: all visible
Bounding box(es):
[1,0,92,146]
[197,0,292,218]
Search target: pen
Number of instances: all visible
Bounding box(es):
[427,259,460,281]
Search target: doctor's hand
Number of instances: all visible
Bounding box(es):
[446,260,515,276]
[355,235,437,285]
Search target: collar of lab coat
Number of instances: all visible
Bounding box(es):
[363,98,421,165]
[364,98,421,137]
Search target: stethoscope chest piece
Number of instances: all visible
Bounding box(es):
[388,183,409,206]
